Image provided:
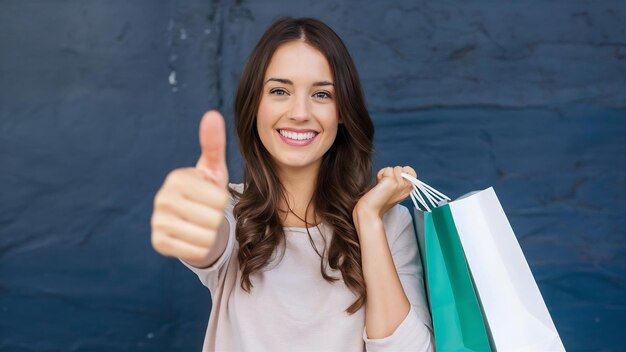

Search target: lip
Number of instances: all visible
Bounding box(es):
[277,127,319,133]
[276,128,318,147]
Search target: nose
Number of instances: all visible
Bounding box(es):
[288,94,311,122]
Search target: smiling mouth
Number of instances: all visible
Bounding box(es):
[277,129,318,141]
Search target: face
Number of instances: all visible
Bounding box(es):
[256,40,339,177]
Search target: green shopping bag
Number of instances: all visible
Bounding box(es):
[415,205,492,352]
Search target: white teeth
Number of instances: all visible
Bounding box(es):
[278,130,316,141]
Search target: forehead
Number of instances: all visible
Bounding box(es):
[264,41,333,81]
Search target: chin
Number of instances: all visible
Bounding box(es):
[276,158,319,170]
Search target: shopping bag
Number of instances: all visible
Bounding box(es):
[448,187,565,351]
[414,206,493,352]
[404,174,566,352]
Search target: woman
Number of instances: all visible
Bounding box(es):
[151,17,433,351]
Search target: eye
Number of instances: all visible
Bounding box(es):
[270,88,289,96]
[313,91,332,100]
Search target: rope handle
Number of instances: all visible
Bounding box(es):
[400,173,451,212]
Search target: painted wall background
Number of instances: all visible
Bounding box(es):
[1,1,625,351]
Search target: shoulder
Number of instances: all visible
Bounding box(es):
[223,183,244,220]
[228,182,244,193]
[227,183,244,205]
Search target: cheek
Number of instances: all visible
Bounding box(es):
[257,97,285,128]
[255,109,270,149]
[256,99,275,133]
[321,107,339,135]
[321,120,340,149]
[256,99,269,126]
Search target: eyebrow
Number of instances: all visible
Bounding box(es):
[265,78,334,87]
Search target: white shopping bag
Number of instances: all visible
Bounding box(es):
[449,187,565,352]
[401,174,566,352]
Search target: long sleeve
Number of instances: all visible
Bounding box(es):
[179,183,239,292]
[177,190,433,351]
[363,205,434,352]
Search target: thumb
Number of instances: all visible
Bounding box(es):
[197,110,228,186]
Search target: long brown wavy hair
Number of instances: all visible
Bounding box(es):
[232,17,374,314]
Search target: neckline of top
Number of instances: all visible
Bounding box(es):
[283,223,324,233]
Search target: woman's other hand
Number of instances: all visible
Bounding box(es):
[353,166,416,220]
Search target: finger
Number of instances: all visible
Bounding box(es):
[197,111,227,183]
[392,166,413,199]
[402,166,417,178]
[400,166,417,192]
[153,212,217,248]
[163,195,225,229]
[377,167,394,181]
[393,166,404,181]
[162,168,229,210]
[179,175,230,210]
[152,231,212,262]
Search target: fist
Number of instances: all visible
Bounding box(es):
[150,111,230,267]
[354,166,416,219]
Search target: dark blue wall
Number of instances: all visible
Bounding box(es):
[1,1,624,351]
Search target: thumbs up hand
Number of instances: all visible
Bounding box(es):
[151,111,231,268]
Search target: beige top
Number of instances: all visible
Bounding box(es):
[182,184,433,352]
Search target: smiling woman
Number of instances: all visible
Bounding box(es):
[150,17,433,351]
[257,40,339,183]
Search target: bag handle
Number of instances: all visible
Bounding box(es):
[400,173,451,212]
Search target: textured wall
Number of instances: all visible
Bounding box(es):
[1,1,624,351]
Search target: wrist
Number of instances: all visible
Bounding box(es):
[354,202,383,220]
[354,206,384,233]
[357,207,382,221]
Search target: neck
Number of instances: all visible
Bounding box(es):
[277,163,320,227]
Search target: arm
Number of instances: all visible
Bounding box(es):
[353,208,410,339]
[179,204,237,291]
[184,216,230,269]
[354,166,433,351]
